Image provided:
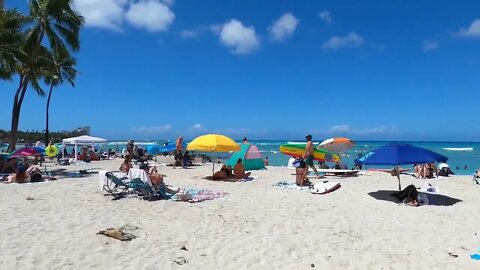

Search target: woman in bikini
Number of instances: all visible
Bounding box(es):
[119,155,132,174]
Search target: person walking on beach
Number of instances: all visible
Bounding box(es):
[173,137,184,169]
[302,134,320,178]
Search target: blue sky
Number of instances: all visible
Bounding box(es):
[1,0,480,141]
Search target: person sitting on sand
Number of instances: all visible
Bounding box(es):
[5,164,54,183]
[212,165,229,180]
[233,159,251,179]
[119,155,132,174]
[226,165,234,177]
[318,161,329,169]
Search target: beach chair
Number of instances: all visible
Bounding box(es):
[474,170,480,185]
[131,180,171,200]
[127,168,171,200]
[104,172,130,196]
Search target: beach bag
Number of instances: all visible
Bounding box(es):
[438,168,449,177]
[293,159,306,168]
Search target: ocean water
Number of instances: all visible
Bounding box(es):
[251,140,479,176]
[99,140,478,175]
[3,140,478,175]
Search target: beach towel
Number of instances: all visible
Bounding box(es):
[170,188,228,203]
[128,168,152,186]
[419,183,440,194]
[273,181,310,190]
[417,193,430,205]
[99,171,127,193]
[98,170,108,192]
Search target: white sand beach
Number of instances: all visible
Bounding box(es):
[0,159,479,269]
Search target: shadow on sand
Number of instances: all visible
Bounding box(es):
[368,190,462,206]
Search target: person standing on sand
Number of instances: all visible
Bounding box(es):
[302,134,320,178]
[242,137,248,144]
[173,137,184,169]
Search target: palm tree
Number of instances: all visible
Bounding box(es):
[0,0,26,80]
[43,49,77,144]
[7,0,84,151]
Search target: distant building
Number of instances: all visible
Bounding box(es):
[75,126,90,136]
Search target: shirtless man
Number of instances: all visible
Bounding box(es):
[302,134,320,178]
[173,137,184,169]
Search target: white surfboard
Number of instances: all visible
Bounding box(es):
[310,181,341,194]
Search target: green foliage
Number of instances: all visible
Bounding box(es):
[0,128,87,143]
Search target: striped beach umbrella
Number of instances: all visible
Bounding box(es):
[318,137,355,153]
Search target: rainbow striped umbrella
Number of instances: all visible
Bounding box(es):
[318,137,355,153]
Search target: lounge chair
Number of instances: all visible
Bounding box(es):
[104,172,130,196]
[474,170,480,185]
[316,169,360,176]
[127,168,171,200]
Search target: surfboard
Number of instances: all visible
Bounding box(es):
[279,143,340,162]
[310,181,341,194]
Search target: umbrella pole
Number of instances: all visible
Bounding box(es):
[396,165,401,191]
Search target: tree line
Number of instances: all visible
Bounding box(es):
[0,0,84,151]
[0,129,87,144]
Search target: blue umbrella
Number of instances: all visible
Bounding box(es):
[159,141,187,153]
[358,143,448,190]
[146,145,161,155]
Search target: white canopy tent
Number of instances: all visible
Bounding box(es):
[62,135,108,161]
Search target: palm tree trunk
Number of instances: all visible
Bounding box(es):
[44,84,54,145]
[7,76,29,152]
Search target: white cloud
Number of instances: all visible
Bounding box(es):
[192,123,206,131]
[74,0,128,31]
[125,0,175,32]
[161,0,175,6]
[423,40,439,51]
[322,32,364,49]
[131,125,172,134]
[218,19,260,54]
[318,10,332,24]
[180,29,199,39]
[328,125,397,135]
[269,12,299,41]
[179,26,209,39]
[455,19,480,37]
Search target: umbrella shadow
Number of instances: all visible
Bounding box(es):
[368,190,462,206]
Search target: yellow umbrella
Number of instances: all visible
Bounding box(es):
[187,134,240,175]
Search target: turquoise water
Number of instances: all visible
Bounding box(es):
[100,140,478,175]
[3,140,478,175]
[251,140,479,175]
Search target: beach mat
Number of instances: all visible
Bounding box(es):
[202,176,256,182]
[170,188,228,203]
[273,181,310,190]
